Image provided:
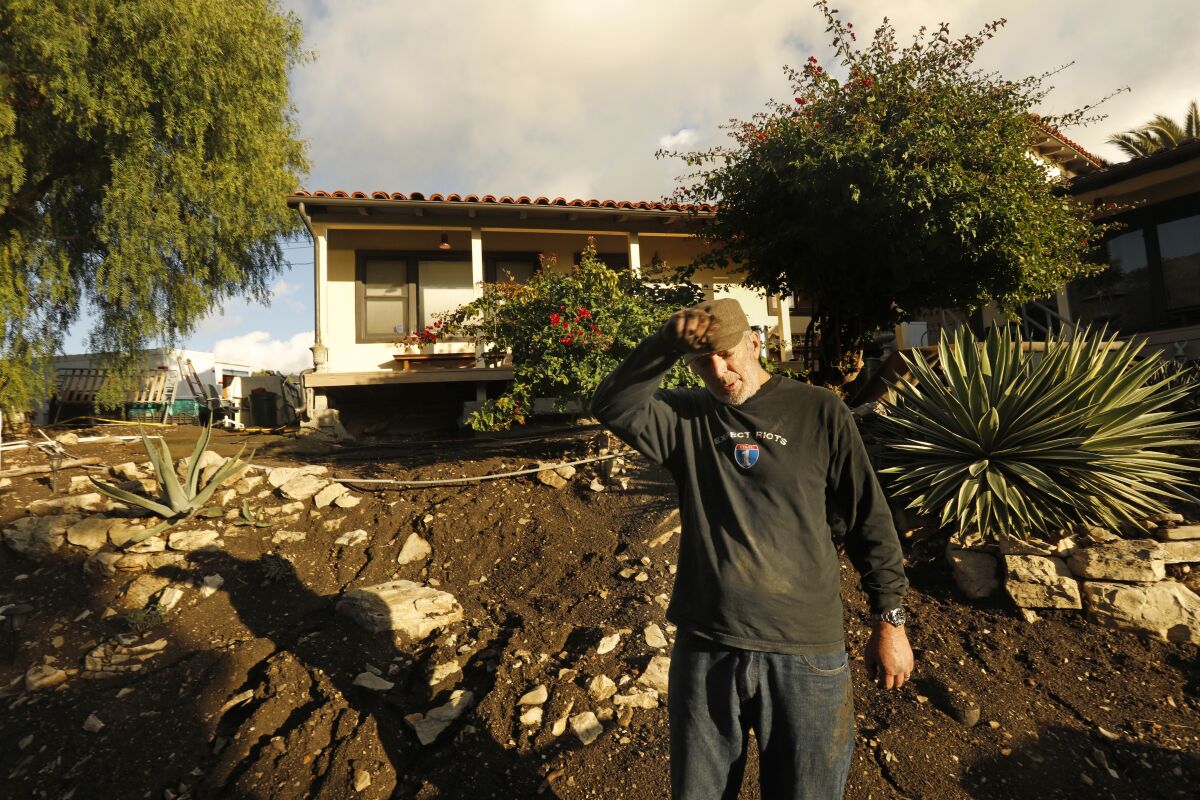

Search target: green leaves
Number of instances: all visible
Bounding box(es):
[90,424,253,547]
[879,326,1199,542]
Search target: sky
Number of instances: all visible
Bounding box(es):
[62,0,1200,371]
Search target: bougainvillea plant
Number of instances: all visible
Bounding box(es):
[661,0,1120,385]
[437,241,703,430]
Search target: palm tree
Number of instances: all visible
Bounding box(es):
[1107,99,1199,158]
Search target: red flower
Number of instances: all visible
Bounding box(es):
[590,324,599,333]
[549,312,561,325]
[807,56,817,63]
[815,66,823,74]
[560,337,572,345]
[862,77,873,88]
[577,307,591,318]
[433,320,441,328]
[795,97,806,105]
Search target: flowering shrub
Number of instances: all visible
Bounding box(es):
[438,241,703,430]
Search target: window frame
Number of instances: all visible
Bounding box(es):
[355,249,472,343]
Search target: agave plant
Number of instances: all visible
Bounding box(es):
[91,425,252,546]
[878,325,1199,543]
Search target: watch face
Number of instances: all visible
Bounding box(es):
[881,608,906,626]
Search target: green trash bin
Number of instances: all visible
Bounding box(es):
[249,391,279,427]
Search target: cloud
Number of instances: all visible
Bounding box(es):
[658,128,697,150]
[212,330,314,374]
[271,279,300,297]
[284,0,1200,202]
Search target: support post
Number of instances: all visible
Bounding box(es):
[627,232,641,278]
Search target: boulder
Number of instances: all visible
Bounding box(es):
[535,467,568,490]
[1004,555,1081,609]
[313,482,349,508]
[1160,541,1200,564]
[518,685,549,706]
[397,534,432,565]
[110,462,147,481]
[66,517,114,551]
[267,465,328,489]
[637,655,671,696]
[644,623,668,649]
[25,664,69,692]
[278,473,329,502]
[84,551,123,578]
[405,689,474,745]
[334,529,369,547]
[1067,540,1165,582]
[570,711,603,745]
[1156,524,1200,542]
[337,580,463,638]
[115,552,184,572]
[107,521,151,548]
[167,529,220,551]
[947,546,1000,599]
[1083,581,1200,644]
[588,675,617,702]
[334,493,361,509]
[3,515,82,559]
[121,575,170,610]
[27,493,116,516]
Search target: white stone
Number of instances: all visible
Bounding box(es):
[597,632,620,655]
[1004,555,1082,609]
[519,706,543,727]
[84,551,123,578]
[1160,540,1200,564]
[553,464,577,480]
[25,664,68,692]
[644,623,667,649]
[200,574,224,598]
[429,662,462,686]
[66,517,113,551]
[168,529,219,551]
[354,769,372,792]
[406,689,475,745]
[107,521,150,548]
[335,529,369,547]
[536,467,568,490]
[314,483,349,508]
[517,684,549,706]
[570,711,603,745]
[110,462,146,481]
[353,672,395,691]
[267,465,328,489]
[54,432,79,446]
[397,533,432,565]
[337,580,463,638]
[637,655,671,695]
[82,714,104,733]
[155,586,185,611]
[278,473,329,501]
[68,475,94,494]
[947,546,1000,599]
[1067,540,1166,582]
[126,536,165,553]
[588,675,617,701]
[589,478,605,492]
[1158,525,1200,542]
[271,530,307,545]
[121,575,170,609]
[3,515,81,560]
[28,493,116,516]
[334,493,361,509]
[234,475,264,494]
[1083,581,1200,644]
[613,688,660,709]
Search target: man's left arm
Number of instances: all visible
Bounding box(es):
[827,407,914,689]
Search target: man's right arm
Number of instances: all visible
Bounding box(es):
[591,329,684,466]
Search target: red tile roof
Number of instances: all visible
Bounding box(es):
[289,190,715,213]
[1030,118,1107,168]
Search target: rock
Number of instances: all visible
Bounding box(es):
[0,477,11,489]
[589,675,617,701]
[334,529,369,547]
[84,551,123,578]
[3,514,81,559]
[518,685,549,706]
[553,464,577,480]
[637,655,671,695]
[110,462,146,481]
[1082,581,1200,644]
[948,546,1000,599]
[167,529,219,551]
[644,623,667,649]
[354,672,395,691]
[126,536,165,553]
[25,664,68,692]
[597,632,620,655]
[405,689,475,745]
[314,482,349,508]
[570,711,603,745]
[155,585,185,611]
[200,574,224,598]
[588,478,605,492]
[429,661,462,687]
[536,467,568,490]
[54,432,80,446]
[82,714,104,733]
[28,493,117,516]
[115,552,184,572]
[271,530,307,545]
[122,575,171,609]
[519,706,543,727]
[1004,555,1082,609]
[337,580,463,637]
[107,521,150,548]
[947,696,981,727]
[1157,525,1200,542]
[234,475,264,494]
[267,465,328,489]
[278,473,329,501]
[354,769,372,792]
[613,688,660,709]
[1083,526,1121,544]
[397,533,433,565]
[334,493,361,509]
[67,517,114,551]
[1160,541,1200,564]
[550,699,575,737]
[68,475,94,493]
[1067,540,1166,582]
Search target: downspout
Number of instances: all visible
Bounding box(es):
[296,202,320,349]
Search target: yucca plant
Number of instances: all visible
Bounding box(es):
[878,325,1199,544]
[91,425,252,546]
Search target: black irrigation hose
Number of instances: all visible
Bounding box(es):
[334,452,625,489]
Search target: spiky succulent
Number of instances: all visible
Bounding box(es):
[91,425,252,546]
[878,325,1199,543]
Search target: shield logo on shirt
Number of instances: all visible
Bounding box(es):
[734,442,760,469]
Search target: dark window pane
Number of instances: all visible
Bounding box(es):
[1070,229,1156,331]
[1159,214,1200,319]
[495,259,536,284]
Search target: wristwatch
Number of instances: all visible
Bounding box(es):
[872,607,907,627]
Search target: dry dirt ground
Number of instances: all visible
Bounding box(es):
[0,423,1197,800]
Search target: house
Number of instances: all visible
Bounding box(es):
[287,192,797,437]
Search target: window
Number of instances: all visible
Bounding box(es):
[485,253,539,284]
[357,252,473,342]
[1071,229,1157,331]
[574,251,629,269]
[1158,214,1200,325]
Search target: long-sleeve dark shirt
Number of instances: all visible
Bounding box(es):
[593,331,907,654]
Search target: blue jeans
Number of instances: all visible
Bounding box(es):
[668,630,855,800]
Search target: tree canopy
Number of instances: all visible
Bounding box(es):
[1108,99,1199,158]
[662,1,1110,384]
[0,0,308,413]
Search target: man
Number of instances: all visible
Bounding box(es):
[592,298,912,800]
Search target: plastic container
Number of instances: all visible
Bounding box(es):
[250,391,279,428]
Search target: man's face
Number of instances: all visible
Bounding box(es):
[687,333,765,405]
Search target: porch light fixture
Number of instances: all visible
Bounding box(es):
[438,233,451,250]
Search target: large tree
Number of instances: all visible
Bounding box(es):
[1107,99,1199,158]
[663,1,1109,385]
[0,0,308,414]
